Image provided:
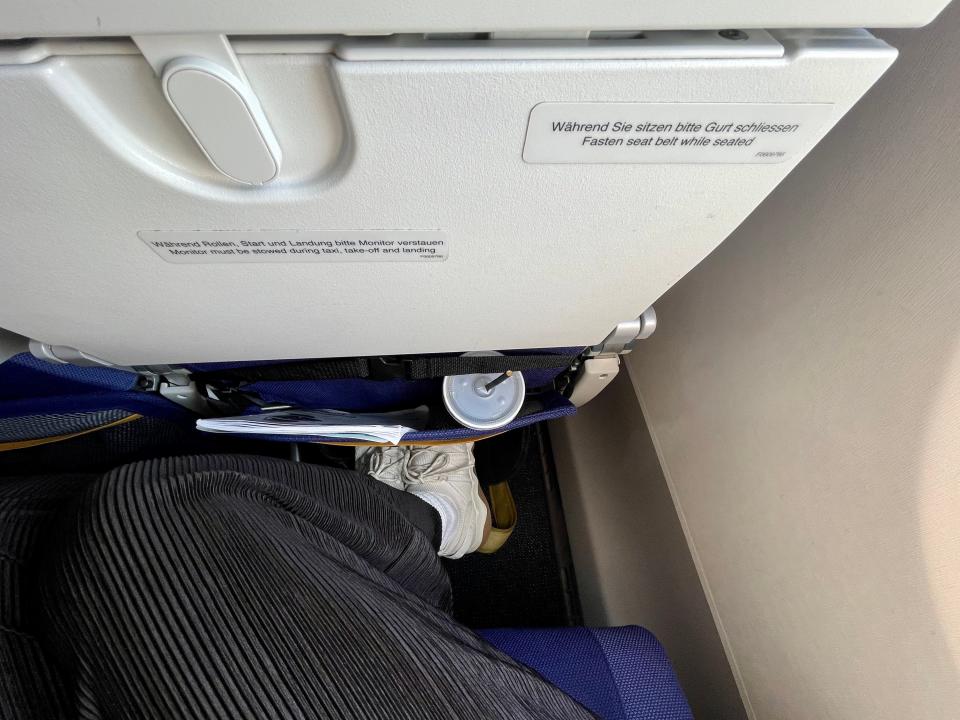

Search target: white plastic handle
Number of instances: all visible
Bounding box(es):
[161,56,282,185]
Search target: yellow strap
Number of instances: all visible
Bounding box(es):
[476,480,517,554]
[0,414,142,452]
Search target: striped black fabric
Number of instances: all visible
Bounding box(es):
[0,409,133,443]
[1,456,595,719]
[1,473,89,718]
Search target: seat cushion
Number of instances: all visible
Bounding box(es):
[479,626,693,720]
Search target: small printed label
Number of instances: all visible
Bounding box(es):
[522,102,834,164]
[139,230,448,264]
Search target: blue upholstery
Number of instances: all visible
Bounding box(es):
[0,354,186,422]
[479,626,693,720]
[0,353,137,399]
[0,350,577,445]
[209,348,579,442]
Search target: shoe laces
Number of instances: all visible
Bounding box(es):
[365,449,406,482]
[404,449,475,485]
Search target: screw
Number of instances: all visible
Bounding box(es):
[719,29,749,41]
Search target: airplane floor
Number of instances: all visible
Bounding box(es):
[445,425,583,628]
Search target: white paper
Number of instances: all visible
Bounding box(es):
[196,406,429,445]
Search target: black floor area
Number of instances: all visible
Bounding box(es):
[444,425,582,629]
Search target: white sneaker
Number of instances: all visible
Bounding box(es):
[402,443,488,559]
[355,445,408,492]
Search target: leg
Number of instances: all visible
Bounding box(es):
[39,455,592,720]
[1,474,91,720]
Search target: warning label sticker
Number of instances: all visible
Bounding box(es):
[522,102,834,164]
[139,230,448,264]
